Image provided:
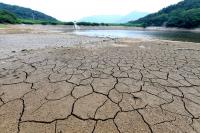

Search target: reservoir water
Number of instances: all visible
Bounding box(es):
[75,30,200,43]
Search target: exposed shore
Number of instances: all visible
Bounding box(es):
[0,25,200,133]
[1,24,200,33]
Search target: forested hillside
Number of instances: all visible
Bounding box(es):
[129,0,200,28]
[0,3,57,21]
[0,10,18,23]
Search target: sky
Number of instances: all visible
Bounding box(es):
[1,0,182,21]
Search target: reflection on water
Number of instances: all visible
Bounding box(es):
[75,30,200,43]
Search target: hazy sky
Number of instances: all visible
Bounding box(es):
[1,0,182,21]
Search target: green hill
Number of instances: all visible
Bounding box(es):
[129,0,200,28]
[0,10,18,24]
[0,3,57,22]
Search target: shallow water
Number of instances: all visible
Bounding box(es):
[75,30,200,43]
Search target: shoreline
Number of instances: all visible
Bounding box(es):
[1,24,200,33]
[0,24,199,59]
[2,24,200,44]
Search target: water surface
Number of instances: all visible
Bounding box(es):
[75,30,200,43]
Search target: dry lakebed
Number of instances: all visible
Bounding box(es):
[0,25,200,133]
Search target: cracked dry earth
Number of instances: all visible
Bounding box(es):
[0,38,200,133]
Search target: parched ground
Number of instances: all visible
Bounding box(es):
[0,29,200,133]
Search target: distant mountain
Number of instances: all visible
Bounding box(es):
[79,15,122,23]
[0,3,57,21]
[79,11,148,23]
[129,0,200,28]
[118,12,149,23]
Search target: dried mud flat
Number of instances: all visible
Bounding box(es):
[0,26,200,133]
